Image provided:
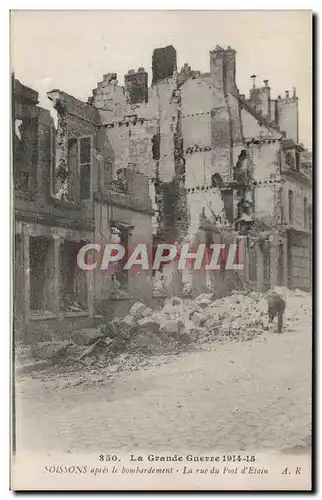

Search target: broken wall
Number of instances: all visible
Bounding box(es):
[46,90,100,215]
[180,76,240,237]
[93,201,153,306]
[92,74,127,119]
[250,141,281,180]
[254,185,276,227]
[288,232,311,290]
[282,177,311,230]
[15,220,95,332]
[150,76,179,183]
[15,89,96,233]
[186,190,225,240]
[249,85,271,119]
[152,45,177,85]
[124,68,148,104]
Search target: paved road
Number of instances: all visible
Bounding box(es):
[15,321,311,454]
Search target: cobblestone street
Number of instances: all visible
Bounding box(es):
[15,320,311,454]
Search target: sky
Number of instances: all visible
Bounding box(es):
[11,10,312,148]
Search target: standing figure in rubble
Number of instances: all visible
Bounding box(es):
[267,293,286,333]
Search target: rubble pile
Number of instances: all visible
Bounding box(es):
[15,287,311,378]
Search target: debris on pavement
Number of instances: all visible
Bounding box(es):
[15,287,311,384]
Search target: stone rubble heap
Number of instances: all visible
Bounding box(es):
[115,286,311,350]
[15,286,311,379]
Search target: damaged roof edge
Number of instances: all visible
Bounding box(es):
[234,92,282,137]
[14,79,39,104]
[47,88,101,125]
[282,138,305,151]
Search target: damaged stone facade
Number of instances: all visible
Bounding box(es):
[13,43,312,341]
[13,78,154,341]
[85,43,311,294]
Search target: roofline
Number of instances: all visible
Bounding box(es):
[233,92,282,136]
[282,139,305,152]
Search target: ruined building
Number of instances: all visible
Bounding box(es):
[13,78,153,340]
[87,44,312,294]
[13,44,312,337]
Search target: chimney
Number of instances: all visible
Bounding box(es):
[210,45,237,93]
[210,46,224,91]
[249,77,271,119]
[224,46,237,94]
[124,67,148,104]
[152,45,177,85]
[276,88,299,142]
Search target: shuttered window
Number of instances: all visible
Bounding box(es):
[222,189,234,222]
[50,133,92,202]
[79,136,91,200]
[288,190,293,224]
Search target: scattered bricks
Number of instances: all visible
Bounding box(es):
[162,302,183,319]
[210,325,220,336]
[121,315,138,328]
[150,311,166,325]
[191,311,207,327]
[112,317,122,325]
[189,327,208,342]
[137,317,160,333]
[30,340,72,361]
[193,293,213,309]
[222,317,232,327]
[163,297,173,307]
[142,307,153,318]
[129,302,148,319]
[109,337,127,354]
[119,328,131,340]
[196,299,213,309]
[160,319,179,336]
[162,302,176,315]
[188,310,195,320]
[80,339,107,359]
[73,328,104,346]
[204,315,221,331]
[179,331,191,344]
[157,330,175,343]
[231,318,244,329]
[177,318,186,329]
[130,332,163,354]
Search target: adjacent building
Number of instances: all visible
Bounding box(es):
[13,44,312,338]
[86,44,312,294]
[13,78,153,340]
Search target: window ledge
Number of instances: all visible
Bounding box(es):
[64,311,90,318]
[285,225,311,235]
[48,196,81,210]
[110,292,132,300]
[29,311,90,321]
[29,313,59,321]
[14,191,36,202]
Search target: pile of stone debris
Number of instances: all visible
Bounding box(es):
[15,287,311,377]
